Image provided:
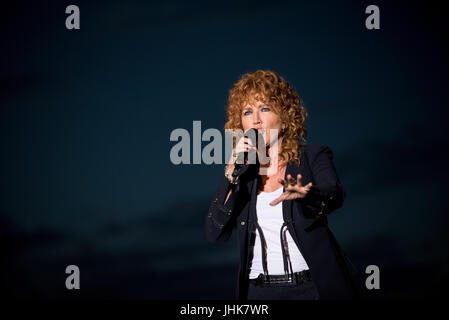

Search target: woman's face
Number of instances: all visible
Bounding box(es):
[240,98,283,146]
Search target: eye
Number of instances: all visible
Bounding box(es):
[261,107,270,112]
[243,109,252,116]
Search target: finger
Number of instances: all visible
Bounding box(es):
[237,137,249,144]
[240,137,254,148]
[235,142,246,154]
[297,183,312,196]
[270,194,285,206]
[235,145,249,154]
[296,174,303,186]
[287,175,296,186]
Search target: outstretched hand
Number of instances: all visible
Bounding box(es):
[269,174,312,206]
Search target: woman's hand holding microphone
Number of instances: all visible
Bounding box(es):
[224,136,257,184]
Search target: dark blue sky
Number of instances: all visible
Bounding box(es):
[1,0,448,299]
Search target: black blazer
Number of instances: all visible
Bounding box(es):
[205,144,362,300]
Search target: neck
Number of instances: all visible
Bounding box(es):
[259,151,286,183]
[259,138,284,169]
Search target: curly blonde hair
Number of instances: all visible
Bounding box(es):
[224,70,308,168]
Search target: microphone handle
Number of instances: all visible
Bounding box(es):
[232,153,247,177]
[231,128,260,178]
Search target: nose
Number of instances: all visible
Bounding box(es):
[253,111,261,125]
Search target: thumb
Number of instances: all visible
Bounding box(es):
[270,195,283,206]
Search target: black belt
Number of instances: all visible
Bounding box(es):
[249,270,312,286]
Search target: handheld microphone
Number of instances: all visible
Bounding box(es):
[232,128,263,178]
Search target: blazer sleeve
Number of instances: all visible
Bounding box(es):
[298,145,346,217]
[205,163,258,244]
[204,175,243,245]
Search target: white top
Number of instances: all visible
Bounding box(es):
[249,186,310,279]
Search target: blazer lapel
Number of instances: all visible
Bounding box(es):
[247,176,258,237]
[281,161,311,259]
[282,162,301,223]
